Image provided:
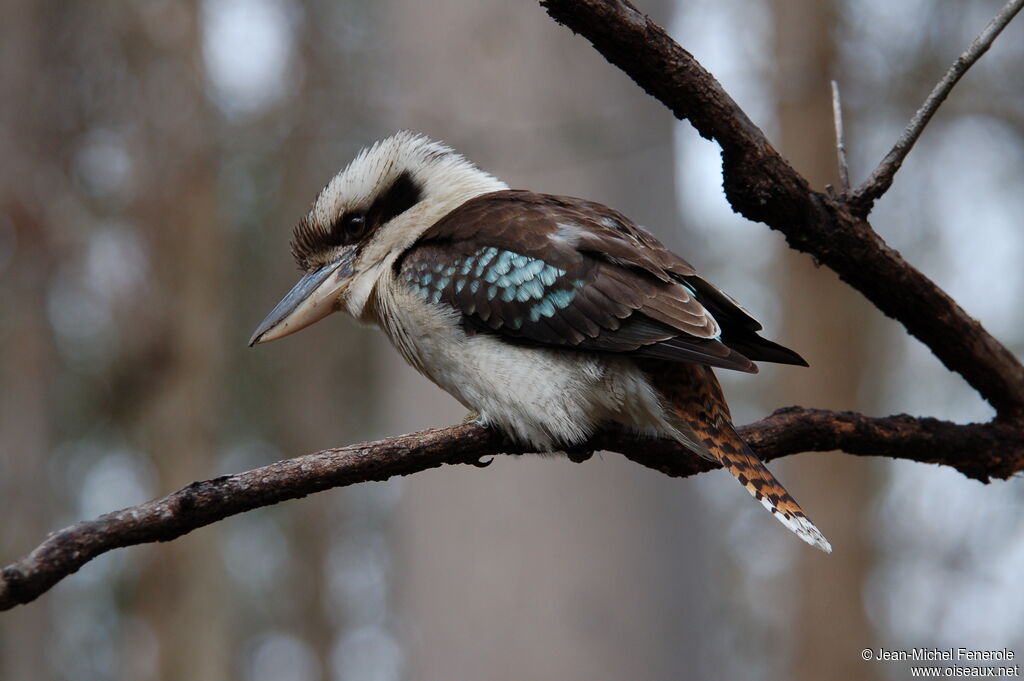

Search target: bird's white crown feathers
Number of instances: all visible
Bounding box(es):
[309,131,506,242]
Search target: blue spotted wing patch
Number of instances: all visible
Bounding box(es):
[401,246,596,341]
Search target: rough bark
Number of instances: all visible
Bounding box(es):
[3,410,1023,611]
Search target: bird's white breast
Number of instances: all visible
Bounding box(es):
[373,275,680,450]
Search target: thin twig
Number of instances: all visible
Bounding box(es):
[853,0,1024,211]
[2,410,1021,612]
[831,80,850,193]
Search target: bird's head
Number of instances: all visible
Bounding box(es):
[249,131,506,345]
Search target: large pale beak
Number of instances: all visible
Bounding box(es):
[249,253,354,346]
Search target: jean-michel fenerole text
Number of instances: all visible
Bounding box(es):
[872,648,1015,662]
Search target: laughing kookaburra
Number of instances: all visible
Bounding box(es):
[250,131,830,552]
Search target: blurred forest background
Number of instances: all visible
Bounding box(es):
[1,0,1023,679]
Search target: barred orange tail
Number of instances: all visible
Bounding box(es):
[712,421,831,552]
[646,361,832,553]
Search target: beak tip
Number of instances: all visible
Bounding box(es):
[250,257,350,349]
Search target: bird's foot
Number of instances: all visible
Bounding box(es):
[461,410,504,466]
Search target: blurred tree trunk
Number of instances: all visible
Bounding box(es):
[384,2,713,680]
[0,210,54,681]
[0,1,62,678]
[269,8,380,672]
[769,1,879,678]
[118,2,230,678]
[275,69,340,681]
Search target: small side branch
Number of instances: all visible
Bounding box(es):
[852,0,1024,211]
[3,411,1022,612]
[830,80,850,193]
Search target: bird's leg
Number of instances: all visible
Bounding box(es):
[460,410,511,467]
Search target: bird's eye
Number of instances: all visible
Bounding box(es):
[334,212,368,241]
[346,213,366,233]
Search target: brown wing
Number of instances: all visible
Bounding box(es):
[397,190,804,372]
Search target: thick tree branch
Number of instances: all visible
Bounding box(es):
[853,0,1024,211]
[540,0,1024,419]
[3,410,1022,611]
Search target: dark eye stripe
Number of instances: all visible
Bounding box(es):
[290,170,423,271]
[366,170,422,228]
